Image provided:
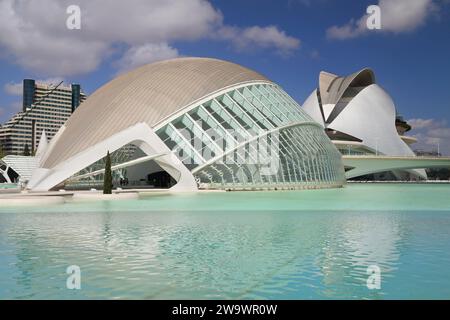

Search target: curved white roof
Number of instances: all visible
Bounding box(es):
[327,84,415,157]
[319,68,375,106]
[42,57,271,168]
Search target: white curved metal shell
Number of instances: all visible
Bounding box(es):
[28,122,197,191]
[328,84,414,157]
[41,57,270,169]
[0,155,39,183]
[302,90,324,126]
[29,58,346,191]
[302,71,427,179]
[319,68,375,106]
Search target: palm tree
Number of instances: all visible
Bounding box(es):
[103,151,113,194]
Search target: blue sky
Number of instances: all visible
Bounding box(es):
[0,0,449,153]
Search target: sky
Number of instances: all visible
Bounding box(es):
[0,0,449,153]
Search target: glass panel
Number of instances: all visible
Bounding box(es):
[155,82,345,190]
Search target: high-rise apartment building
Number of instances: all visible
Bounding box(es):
[0,79,86,155]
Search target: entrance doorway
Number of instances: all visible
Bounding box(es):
[147,171,176,188]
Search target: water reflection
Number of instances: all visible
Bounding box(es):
[316,213,402,299]
[0,204,450,299]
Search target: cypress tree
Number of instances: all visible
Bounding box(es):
[23,143,30,156]
[103,151,113,194]
[0,143,4,159]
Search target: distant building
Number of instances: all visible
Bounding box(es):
[0,79,86,155]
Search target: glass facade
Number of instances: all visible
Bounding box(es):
[65,144,139,189]
[71,84,81,112]
[46,82,345,191]
[22,79,35,112]
[156,83,345,190]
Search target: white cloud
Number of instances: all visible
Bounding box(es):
[327,0,438,40]
[4,82,22,96]
[408,118,450,155]
[4,77,64,96]
[36,77,65,86]
[408,118,441,129]
[327,18,367,40]
[0,0,113,76]
[0,0,301,77]
[428,127,450,139]
[217,25,300,56]
[116,43,179,75]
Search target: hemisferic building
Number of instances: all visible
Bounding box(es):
[28,58,346,191]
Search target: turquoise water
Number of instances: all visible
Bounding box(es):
[0,183,18,189]
[1,184,450,299]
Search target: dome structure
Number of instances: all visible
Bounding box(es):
[28,57,345,191]
[303,68,426,180]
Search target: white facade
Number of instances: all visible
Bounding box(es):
[302,68,427,180]
[0,155,39,184]
[28,58,346,191]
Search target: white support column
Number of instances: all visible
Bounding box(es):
[28,123,198,191]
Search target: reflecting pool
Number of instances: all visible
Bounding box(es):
[1,184,450,299]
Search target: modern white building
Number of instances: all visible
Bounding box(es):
[0,155,39,184]
[27,57,346,191]
[0,130,48,184]
[302,68,427,180]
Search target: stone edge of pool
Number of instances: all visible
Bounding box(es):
[0,189,227,207]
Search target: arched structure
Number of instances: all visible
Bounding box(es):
[28,57,346,191]
[303,68,426,180]
[0,155,38,183]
